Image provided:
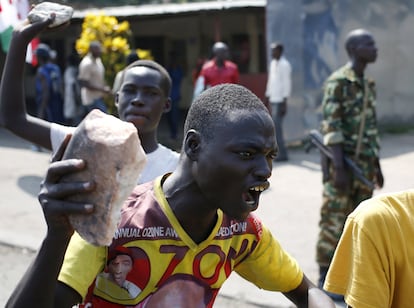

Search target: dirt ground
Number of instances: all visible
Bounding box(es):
[0,244,36,305]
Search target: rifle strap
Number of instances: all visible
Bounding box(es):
[355,80,369,160]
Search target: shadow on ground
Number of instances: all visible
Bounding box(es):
[17,175,43,197]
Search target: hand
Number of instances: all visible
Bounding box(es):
[330,144,348,191]
[333,166,349,191]
[38,135,95,237]
[12,14,55,44]
[375,166,384,189]
[283,275,335,308]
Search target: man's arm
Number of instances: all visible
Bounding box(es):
[283,275,335,308]
[77,63,112,96]
[0,17,55,149]
[5,136,93,308]
[6,235,82,308]
[263,97,272,114]
[78,78,112,94]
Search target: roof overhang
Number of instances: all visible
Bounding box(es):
[72,0,266,19]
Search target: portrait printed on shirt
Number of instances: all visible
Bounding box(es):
[93,246,144,301]
[82,243,212,307]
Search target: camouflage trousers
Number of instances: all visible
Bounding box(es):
[316,157,376,267]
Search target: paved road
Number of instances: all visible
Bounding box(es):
[1,127,414,307]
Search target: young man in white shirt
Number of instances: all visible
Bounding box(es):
[265,42,292,162]
[0,20,179,185]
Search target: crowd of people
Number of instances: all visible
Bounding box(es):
[0,8,412,308]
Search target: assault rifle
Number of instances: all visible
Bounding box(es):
[307,129,375,190]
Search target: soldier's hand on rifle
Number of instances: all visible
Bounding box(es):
[374,159,384,189]
[330,144,348,191]
[333,166,348,191]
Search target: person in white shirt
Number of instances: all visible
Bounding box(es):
[63,54,83,126]
[78,41,112,114]
[50,59,180,184]
[265,42,292,162]
[0,14,179,184]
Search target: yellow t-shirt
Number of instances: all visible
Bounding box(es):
[59,177,303,306]
[324,189,414,308]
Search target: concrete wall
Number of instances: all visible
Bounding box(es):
[267,0,414,142]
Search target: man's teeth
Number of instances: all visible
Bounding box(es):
[249,185,266,192]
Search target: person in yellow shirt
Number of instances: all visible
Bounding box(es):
[324,189,414,307]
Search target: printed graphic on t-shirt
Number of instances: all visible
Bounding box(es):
[80,182,263,307]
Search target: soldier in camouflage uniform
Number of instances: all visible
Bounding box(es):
[316,29,384,299]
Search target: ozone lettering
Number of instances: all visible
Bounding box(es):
[155,239,250,287]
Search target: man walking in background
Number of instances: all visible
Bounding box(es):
[34,43,65,125]
[78,41,112,115]
[265,42,292,162]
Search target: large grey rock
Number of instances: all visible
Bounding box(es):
[28,2,74,28]
[62,109,146,246]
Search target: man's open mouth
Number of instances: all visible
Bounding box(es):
[242,183,269,209]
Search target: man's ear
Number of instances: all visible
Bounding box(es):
[114,92,119,107]
[184,130,201,161]
[163,97,172,114]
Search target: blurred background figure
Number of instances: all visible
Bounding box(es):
[34,43,65,125]
[78,41,112,114]
[49,49,57,64]
[197,41,239,92]
[192,57,206,86]
[166,51,184,141]
[63,53,83,126]
[264,42,292,162]
[192,57,206,102]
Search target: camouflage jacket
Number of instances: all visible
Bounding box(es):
[321,64,380,158]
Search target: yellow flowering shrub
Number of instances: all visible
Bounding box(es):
[75,13,153,113]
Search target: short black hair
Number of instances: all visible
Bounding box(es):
[121,60,172,97]
[126,52,139,65]
[184,84,269,141]
[270,42,284,52]
[89,41,101,49]
[35,43,51,61]
[344,29,372,57]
